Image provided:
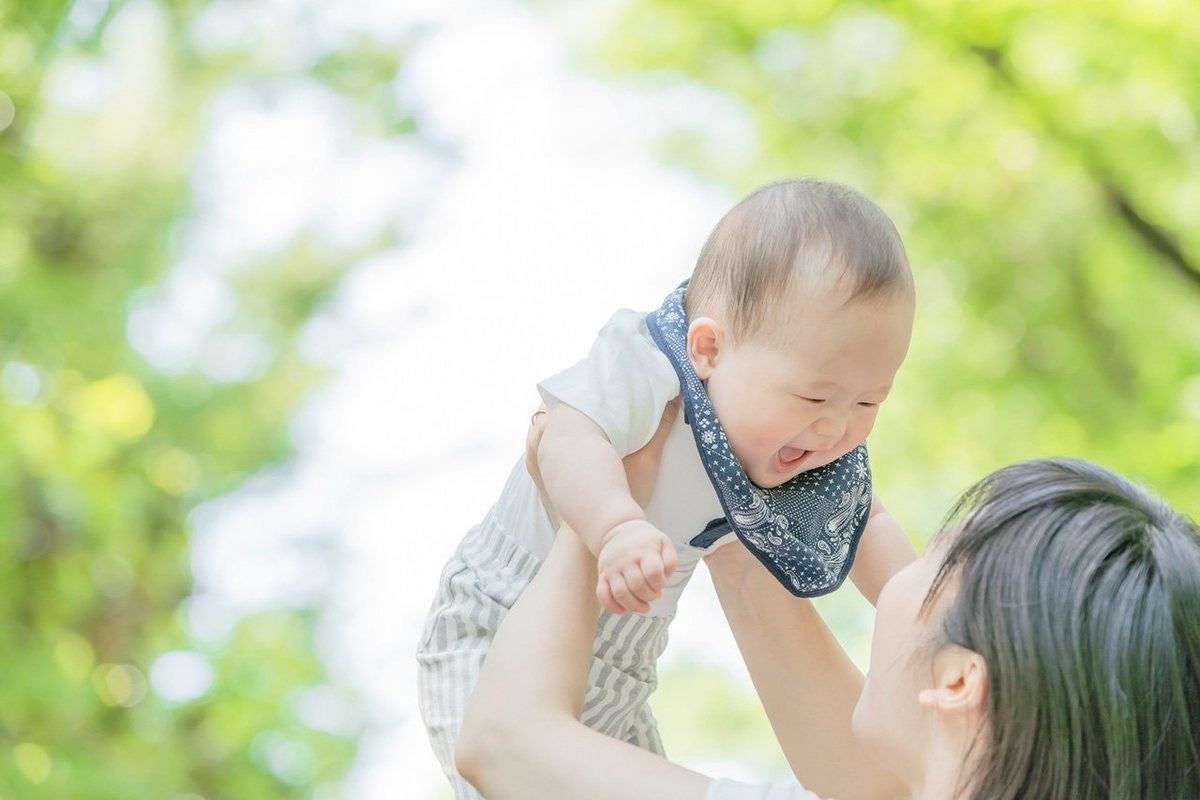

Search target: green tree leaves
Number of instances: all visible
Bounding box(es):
[0,2,415,795]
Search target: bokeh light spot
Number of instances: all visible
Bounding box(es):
[1,360,41,404]
[150,651,215,704]
[147,445,201,495]
[75,374,155,441]
[0,90,15,132]
[92,663,148,708]
[13,743,52,784]
[55,633,96,682]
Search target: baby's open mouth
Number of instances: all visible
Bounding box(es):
[776,448,809,471]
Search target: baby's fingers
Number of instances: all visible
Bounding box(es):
[660,539,678,580]
[609,573,651,615]
[597,577,626,616]
[623,560,662,602]
[638,554,668,593]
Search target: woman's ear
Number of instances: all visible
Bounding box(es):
[687,318,725,379]
[917,645,988,717]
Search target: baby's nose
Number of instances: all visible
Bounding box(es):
[811,413,848,442]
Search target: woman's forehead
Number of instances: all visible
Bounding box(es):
[915,529,963,615]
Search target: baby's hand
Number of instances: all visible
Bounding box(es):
[596,520,677,615]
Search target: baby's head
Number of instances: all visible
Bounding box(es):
[685,179,914,489]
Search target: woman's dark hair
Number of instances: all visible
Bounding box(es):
[925,458,1200,800]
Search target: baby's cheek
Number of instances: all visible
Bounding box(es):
[747,420,789,452]
[725,428,776,473]
[850,410,880,442]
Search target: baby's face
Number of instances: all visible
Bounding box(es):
[694,293,913,489]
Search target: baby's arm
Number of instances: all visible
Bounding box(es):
[848,498,916,606]
[536,402,678,615]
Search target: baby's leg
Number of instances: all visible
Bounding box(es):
[579,610,671,754]
[623,702,666,754]
[416,524,537,799]
[416,641,487,800]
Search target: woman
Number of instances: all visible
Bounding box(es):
[456,408,1200,799]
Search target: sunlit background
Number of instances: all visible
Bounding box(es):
[3,0,1198,797]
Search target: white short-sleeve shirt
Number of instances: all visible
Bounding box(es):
[705,778,822,800]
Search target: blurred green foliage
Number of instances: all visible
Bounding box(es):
[605,0,1200,776]
[0,1,412,796]
[6,0,1200,793]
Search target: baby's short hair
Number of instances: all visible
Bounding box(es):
[685,179,912,344]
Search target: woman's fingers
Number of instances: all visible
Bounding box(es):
[525,405,550,478]
[656,397,681,430]
[525,404,554,512]
[624,398,681,506]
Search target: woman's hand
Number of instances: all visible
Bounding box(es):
[525,405,554,512]
[620,399,680,506]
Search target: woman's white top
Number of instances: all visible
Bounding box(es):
[705,777,822,800]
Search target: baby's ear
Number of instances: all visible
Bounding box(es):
[687,318,724,379]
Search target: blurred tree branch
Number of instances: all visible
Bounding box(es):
[970,43,1200,293]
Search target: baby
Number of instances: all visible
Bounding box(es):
[417,179,916,799]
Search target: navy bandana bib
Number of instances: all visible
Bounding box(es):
[646,284,873,597]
